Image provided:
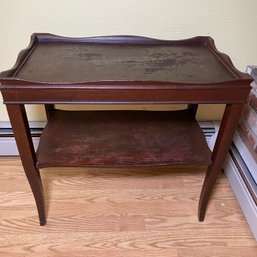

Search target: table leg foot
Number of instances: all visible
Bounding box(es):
[198,164,221,221]
[27,170,46,225]
[40,219,47,226]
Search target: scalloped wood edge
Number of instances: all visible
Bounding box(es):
[0,34,38,78]
[0,33,253,86]
[205,37,250,80]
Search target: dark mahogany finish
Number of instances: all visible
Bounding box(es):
[36,109,211,168]
[0,34,252,226]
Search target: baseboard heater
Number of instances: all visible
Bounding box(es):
[225,133,257,241]
[1,121,257,240]
[0,121,215,156]
[0,121,45,155]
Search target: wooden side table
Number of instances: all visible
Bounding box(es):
[0,34,252,225]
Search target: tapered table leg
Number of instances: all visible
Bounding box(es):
[7,104,46,225]
[198,103,244,221]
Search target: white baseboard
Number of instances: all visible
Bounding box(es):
[0,137,39,156]
[224,154,257,241]
[0,121,43,156]
[233,132,257,184]
[208,124,257,241]
[0,121,214,156]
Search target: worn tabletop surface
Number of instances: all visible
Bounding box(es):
[15,42,236,84]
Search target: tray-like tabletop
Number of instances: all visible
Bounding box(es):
[0,34,251,87]
[14,42,235,84]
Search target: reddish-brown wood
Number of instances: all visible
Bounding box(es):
[5,105,46,225]
[36,109,211,168]
[1,86,250,104]
[0,34,252,225]
[0,34,251,85]
[198,103,245,221]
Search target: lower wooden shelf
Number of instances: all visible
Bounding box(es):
[36,109,211,168]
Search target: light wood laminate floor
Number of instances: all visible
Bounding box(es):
[0,157,256,257]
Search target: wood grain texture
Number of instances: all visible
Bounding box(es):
[0,34,251,85]
[36,109,211,168]
[0,34,252,105]
[0,34,252,227]
[0,157,256,257]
